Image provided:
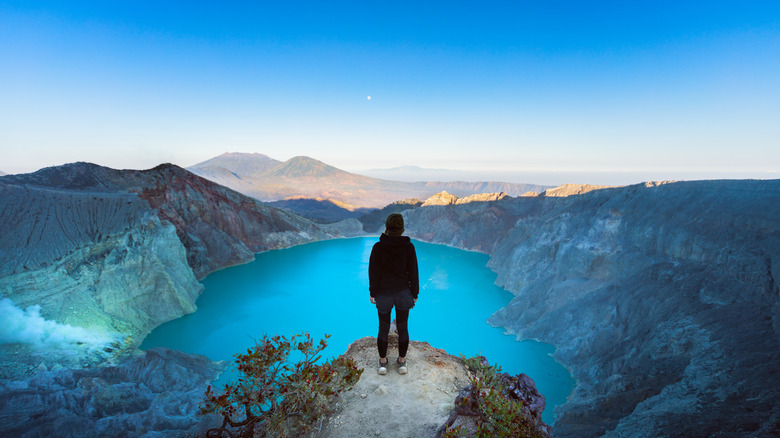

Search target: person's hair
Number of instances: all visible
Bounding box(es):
[385,213,405,237]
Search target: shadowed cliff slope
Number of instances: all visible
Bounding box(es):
[404,180,780,437]
[269,197,377,223]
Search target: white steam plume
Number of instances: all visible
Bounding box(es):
[0,298,116,350]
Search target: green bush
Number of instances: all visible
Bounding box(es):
[438,356,550,438]
[200,333,363,437]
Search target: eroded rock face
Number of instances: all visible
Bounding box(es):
[403,180,780,437]
[0,182,202,365]
[0,163,362,373]
[132,163,349,279]
[407,194,542,254]
[0,348,225,437]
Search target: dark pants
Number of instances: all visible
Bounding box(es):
[375,289,414,358]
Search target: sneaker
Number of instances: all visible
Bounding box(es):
[378,359,387,375]
[397,357,408,375]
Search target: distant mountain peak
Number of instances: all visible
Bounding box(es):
[267,156,347,178]
[217,152,272,159]
[188,153,281,177]
[285,155,325,165]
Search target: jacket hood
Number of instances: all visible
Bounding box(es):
[380,233,411,246]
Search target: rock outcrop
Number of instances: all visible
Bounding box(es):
[421,191,460,206]
[403,179,780,437]
[312,336,552,438]
[421,191,509,207]
[457,192,509,204]
[312,337,470,438]
[541,183,615,197]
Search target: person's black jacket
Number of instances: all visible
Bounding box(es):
[368,234,419,298]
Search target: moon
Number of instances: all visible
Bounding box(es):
[366,95,372,101]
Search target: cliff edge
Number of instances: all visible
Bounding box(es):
[312,336,551,438]
[313,336,470,437]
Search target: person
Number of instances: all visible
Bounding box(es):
[369,213,419,375]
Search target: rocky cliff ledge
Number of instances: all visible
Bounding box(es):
[312,336,551,438]
[313,336,471,437]
[403,180,780,437]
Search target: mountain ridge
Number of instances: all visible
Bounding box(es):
[187,152,550,207]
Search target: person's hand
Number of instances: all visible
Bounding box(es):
[370,297,376,304]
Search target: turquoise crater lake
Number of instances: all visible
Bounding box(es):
[141,237,574,423]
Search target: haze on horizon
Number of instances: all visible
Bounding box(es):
[1,1,779,185]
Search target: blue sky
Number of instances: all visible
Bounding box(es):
[1,1,779,183]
